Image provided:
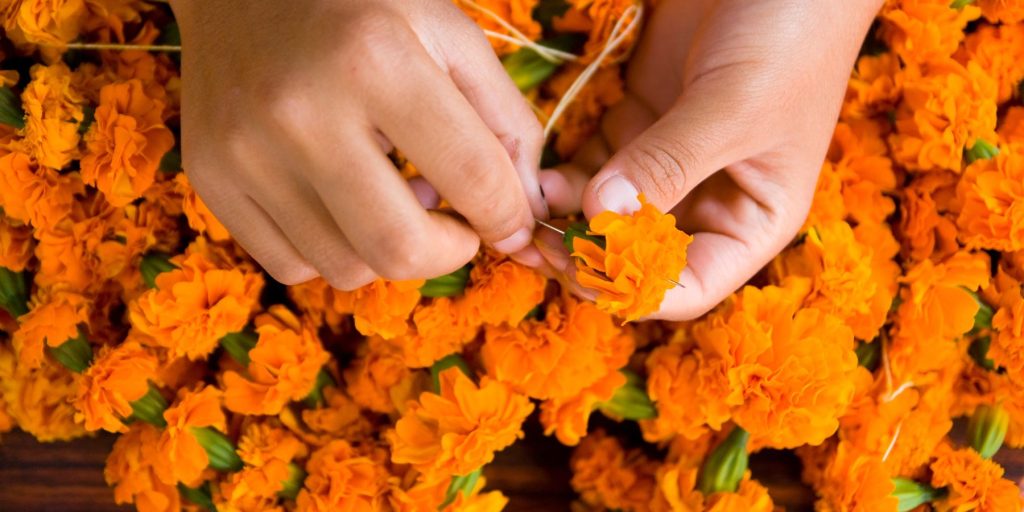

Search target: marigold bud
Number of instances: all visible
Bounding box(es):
[430,353,473,393]
[596,371,655,420]
[420,265,472,298]
[699,427,750,495]
[219,330,258,366]
[890,477,946,512]
[966,139,999,163]
[190,426,243,472]
[129,383,168,428]
[968,404,1009,459]
[47,330,93,373]
[139,252,178,290]
[441,469,483,509]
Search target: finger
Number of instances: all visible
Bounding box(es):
[434,8,548,220]
[599,93,659,152]
[539,166,590,218]
[306,130,481,281]
[408,177,441,209]
[186,175,318,285]
[247,172,378,292]
[582,75,763,219]
[365,29,535,255]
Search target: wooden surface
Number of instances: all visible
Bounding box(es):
[1,423,1022,512]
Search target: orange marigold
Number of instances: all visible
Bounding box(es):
[0,150,84,231]
[977,0,1024,23]
[12,289,90,369]
[554,0,640,63]
[295,439,389,512]
[455,0,541,56]
[81,79,174,207]
[130,250,263,360]
[544,63,624,158]
[295,387,374,446]
[957,143,1024,252]
[880,0,980,64]
[464,251,546,327]
[105,423,181,512]
[18,62,85,169]
[813,442,897,512]
[0,0,89,46]
[0,216,34,272]
[889,59,998,174]
[930,446,1024,511]
[956,23,1024,104]
[899,171,961,262]
[570,430,659,511]
[396,297,481,368]
[218,422,307,509]
[482,295,633,400]
[893,250,989,345]
[154,384,227,486]
[842,53,903,121]
[74,340,157,433]
[223,306,330,415]
[349,278,423,340]
[0,343,86,442]
[540,369,625,446]
[344,336,413,414]
[573,195,693,322]
[388,367,534,478]
[174,173,230,241]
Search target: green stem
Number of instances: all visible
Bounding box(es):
[219,330,258,367]
[128,383,168,428]
[190,426,242,472]
[47,330,93,373]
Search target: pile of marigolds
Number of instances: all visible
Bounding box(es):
[1,0,1024,511]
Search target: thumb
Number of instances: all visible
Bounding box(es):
[581,79,761,218]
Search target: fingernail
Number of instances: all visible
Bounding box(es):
[510,246,544,268]
[493,227,533,254]
[597,175,641,214]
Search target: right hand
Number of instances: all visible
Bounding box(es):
[169,0,547,289]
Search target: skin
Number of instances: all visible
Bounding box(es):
[169,0,883,320]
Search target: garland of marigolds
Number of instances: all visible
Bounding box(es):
[1,0,1024,511]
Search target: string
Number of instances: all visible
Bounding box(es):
[63,42,180,52]
[459,0,579,63]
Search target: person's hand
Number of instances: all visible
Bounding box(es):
[536,0,884,320]
[169,0,547,289]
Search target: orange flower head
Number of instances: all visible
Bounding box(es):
[957,143,1024,252]
[540,370,625,446]
[930,446,1024,511]
[0,343,86,442]
[464,250,546,327]
[220,422,307,507]
[12,289,91,369]
[842,53,903,120]
[344,336,413,414]
[0,216,34,272]
[456,0,541,56]
[17,62,85,170]
[297,386,374,445]
[893,250,990,346]
[295,439,389,512]
[570,430,659,511]
[0,150,84,231]
[223,306,331,415]
[397,297,481,368]
[978,0,1024,23]
[812,442,897,512]
[104,423,181,512]
[154,384,227,486]
[1,0,89,46]
[74,341,157,433]
[388,367,534,478]
[174,173,230,242]
[130,250,263,360]
[482,295,633,400]
[81,79,174,207]
[572,195,693,322]
[880,0,980,64]
[350,278,423,340]
[956,23,1024,104]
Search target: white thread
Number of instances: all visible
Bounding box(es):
[482,30,579,63]
[882,420,903,462]
[542,3,643,141]
[884,381,915,403]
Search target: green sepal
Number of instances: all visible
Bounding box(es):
[0,266,29,318]
[950,0,976,9]
[968,403,1009,459]
[278,462,306,500]
[78,106,95,134]
[303,368,335,408]
[969,336,996,371]
[191,426,243,472]
[965,139,999,163]
[0,86,24,129]
[178,482,218,512]
[439,468,482,510]
[219,330,258,367]
[855,340,881,372]
[596,371,656,420]
[563,221,605,254]
[420,265,471,298]
[47,329,93,373]
[128,383,168,428]
[430,354,473,393]
[970,290,994,330]
[891,477,946,512]
[140,252,179,289]
[698,427,750,495]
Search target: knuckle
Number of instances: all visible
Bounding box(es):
[264,259,317,286]
[626,136,693,200]
[336,9,410,77]
[370,230,431,280]
[319,263,374,292]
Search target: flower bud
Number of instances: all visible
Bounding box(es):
[420,265,471,298]
[699,427,749,495]
[597,371,656,420]
[0,267,29,318]
[129,383,169,428]
[502,35,579,92]
[890,477,945,511]
[968,404,1009,459]
[190,426,243,472]
[440,469,482,509]
[0,86,24,129]
[966,139,998,163]
[177,482,216,511]
[140,252,178,290]
[47,329,94,373]
[563,221,605,253]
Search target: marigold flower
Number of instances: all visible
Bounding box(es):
[81,79,174,207]
[396,297,481,368]
[573,195,693,322]
[544,63,624,158]
[554,0,640,63]
[0,343,87,442]
[12,288,90,369]
[295,439,389,512]
[0,0,89,47]
[570,430,659,511]
[74,340,157,433]
[287,277,353,332]
[218,422,308,509]
[130,250,263,360]
[388,367,534,477]
[174,173,230,241]
[880,0,980,64]
[842,53,903,121]
[17,62,85,169]
[540,370,625,446]
[956,23,1024,104]
[104,423,181,512]
[889,59,998,174]
[223,306,330,415]
[482,295,633,400]
[899,171,961,262]
[893,250,989,346]
[812,442,897,512]
[298,386,373,445]
[0,216,34,272]
[977,0,1024,23]
[0,150,84,231]
[464,250,546,327]
[154,384,228,486]
[455,0,541,56]
[930,445,1023,511]
[349,278,423,340]
[957,144,1024,252]
[990,274,1024,375]
[344,335,413,414]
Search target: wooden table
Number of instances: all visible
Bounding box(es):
[1,424,1022,511]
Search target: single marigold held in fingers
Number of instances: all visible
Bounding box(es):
[571,195,694,322]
